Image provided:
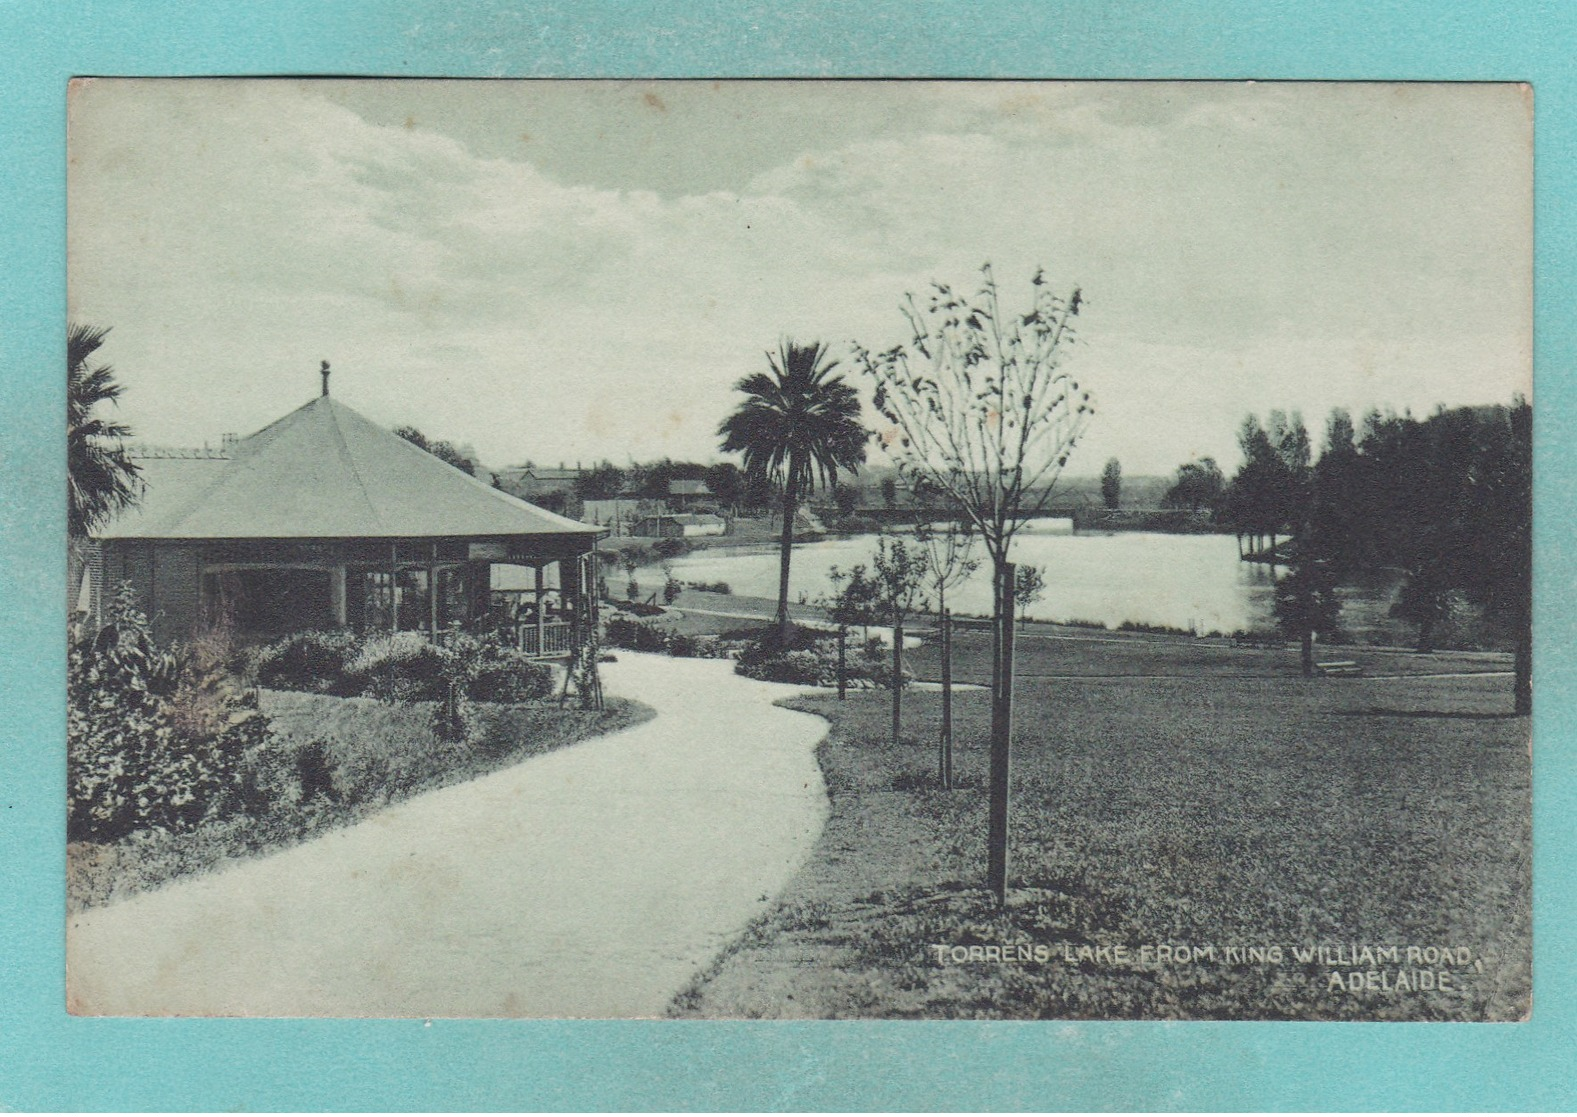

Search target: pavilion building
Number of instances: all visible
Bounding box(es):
[77,382,605,657]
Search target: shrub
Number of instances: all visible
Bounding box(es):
[254,629,359,695]
[666,632,701,658]
[294,739,340,803]
[685,579,732,595]
[167,614,263,742]
[849,640,913,690]
[736,648,834,686]
[430,692,473,743]
[68,585,256,844]
[470,645,555,703]
[735,633,840,685]
[345,632,454,702]
[605,614,671,652]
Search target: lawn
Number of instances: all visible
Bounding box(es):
[671,639,1529,1020]
[67,692,654,912]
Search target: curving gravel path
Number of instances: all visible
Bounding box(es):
[67,653,829,1017]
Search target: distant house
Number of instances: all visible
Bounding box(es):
[494,463,582,501]
[79,390,605,655]
[633,513,728,540]
[666,478,713,511]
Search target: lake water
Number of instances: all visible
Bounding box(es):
[643,524,1299,634]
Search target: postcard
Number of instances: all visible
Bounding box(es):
[63,78,1531,1021]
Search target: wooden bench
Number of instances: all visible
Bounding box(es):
[1317,660,1364,677]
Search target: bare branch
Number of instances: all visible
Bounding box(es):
[859,264,1093,573]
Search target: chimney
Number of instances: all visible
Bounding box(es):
[320,360,331,397]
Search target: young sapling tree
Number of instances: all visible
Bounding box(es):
[1013,564,1046,630]
[869,535,930,744]
[912,480,978,788]
[855,263,1094,904]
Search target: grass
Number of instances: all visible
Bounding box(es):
[670,642,1529,1020]
[906,625,1515,684]
[67,693,654,912]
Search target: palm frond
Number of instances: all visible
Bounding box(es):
[67,322,142,535]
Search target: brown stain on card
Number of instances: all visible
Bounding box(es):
[643,91,667,113]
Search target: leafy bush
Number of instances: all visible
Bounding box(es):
[68,585,258,844]
[257,628,551,712]
[728,628,914,689]
[166,615,267,744]
[254,629,359,695]
[685,579,732,595]
[734,629,847,685]
[605,614,671,652]
[470,645,555,703]
[294,739,339,803]
[344,632,453,702]
[736,647,834,686]
[849,639,913,690]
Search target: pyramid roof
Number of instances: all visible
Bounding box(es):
[99,395,600,541]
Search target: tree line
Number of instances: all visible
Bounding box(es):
[1181,402,1530,710]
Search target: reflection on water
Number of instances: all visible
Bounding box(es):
[646,530,1294,633]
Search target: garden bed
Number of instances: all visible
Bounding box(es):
[67,691,653,912]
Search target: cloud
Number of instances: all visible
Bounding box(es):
[68,79,1529,476]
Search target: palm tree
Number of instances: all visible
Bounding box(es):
[68,323,141,537]
[719,339,866,643]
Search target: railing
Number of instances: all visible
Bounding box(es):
[517,619,573,657]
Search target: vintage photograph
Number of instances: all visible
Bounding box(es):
[64,79,1530,1020]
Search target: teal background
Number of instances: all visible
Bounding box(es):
[1,1,1571,1109]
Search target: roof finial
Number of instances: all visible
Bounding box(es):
[320,360,331,397]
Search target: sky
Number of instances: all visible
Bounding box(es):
[67,79,1531,477]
